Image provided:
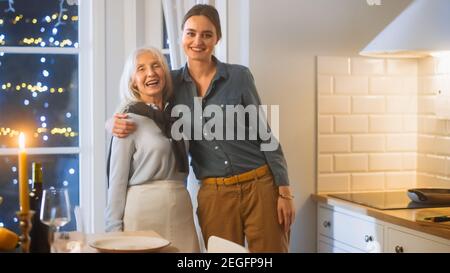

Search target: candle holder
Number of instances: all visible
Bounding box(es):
[15,210,35,253]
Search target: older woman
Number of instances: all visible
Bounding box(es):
[105,47,200,253]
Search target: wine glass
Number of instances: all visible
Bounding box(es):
[40,188,71,252]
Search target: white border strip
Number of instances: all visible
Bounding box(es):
[0,147,80,155]
[0,46,79,54]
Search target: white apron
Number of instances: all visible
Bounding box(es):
[123,180,200,253]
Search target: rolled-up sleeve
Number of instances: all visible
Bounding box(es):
[105,135,135,232]
[242,68,290,186]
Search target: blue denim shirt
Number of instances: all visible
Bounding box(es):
[171,57,289,186]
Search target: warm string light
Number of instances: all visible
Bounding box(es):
[2,13,77,25]
[1,82,65,93]
[0,10,78,47]
[0,128,19,138]
[0,127,78,139]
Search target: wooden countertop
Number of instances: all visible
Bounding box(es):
[312,194,450,241]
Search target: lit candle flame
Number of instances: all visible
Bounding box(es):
[19,132,25,150]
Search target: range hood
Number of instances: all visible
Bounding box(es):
[360,0,450,58]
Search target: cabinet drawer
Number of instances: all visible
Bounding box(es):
[318,240,347,253]
[387,228,450,253]
[318,235,363,253]
[318,206,383,252]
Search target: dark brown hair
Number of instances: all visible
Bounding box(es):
[182,4,222,41]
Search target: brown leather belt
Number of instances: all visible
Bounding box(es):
[202,165,271,186]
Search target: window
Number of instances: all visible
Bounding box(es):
[162,13,170,68]
[0,0,81,234]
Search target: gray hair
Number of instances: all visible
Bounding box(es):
[117,47,173,113]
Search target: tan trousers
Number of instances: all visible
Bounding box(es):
[197,173,289,253]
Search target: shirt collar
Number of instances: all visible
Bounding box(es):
[181,55,229,83]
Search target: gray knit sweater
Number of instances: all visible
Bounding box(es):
[105,113,188,232]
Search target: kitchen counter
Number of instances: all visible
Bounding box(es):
[313,194,450,241]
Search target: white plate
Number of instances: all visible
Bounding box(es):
[89,235,170,253]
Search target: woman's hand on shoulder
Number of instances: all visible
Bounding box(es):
[113,113,137,138]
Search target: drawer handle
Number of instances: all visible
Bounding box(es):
[364,235,374,242]
[322,221,331,228]
[395,245,404,253]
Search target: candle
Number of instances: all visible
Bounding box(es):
[18,133,29,213]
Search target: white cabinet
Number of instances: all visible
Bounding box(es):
[318,205,383,253]
[386,227,450,253]
[317,204,450,253]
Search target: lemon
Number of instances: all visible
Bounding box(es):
[0,227,20,250]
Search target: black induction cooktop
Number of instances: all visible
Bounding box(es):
[329,191,450,210]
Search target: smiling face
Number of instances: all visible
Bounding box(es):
[182,15,219,62]
[132,52,166,104]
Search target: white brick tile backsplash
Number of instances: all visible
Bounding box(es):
[317,55,450,192]
[418,134,435,154]
[318,116,333,134]
[417,96,435,114]
[446,158,450,176]
[386,96,417,114]
[335,154,368,172]
[318,174,350,192]
[318,75,333,94]
[369,154,403,171]
[386,59,418,76]
[436,57,450,74]
[318,155,333,173]
[417,173,450,188]
[319,96,350,114]
[417,154,427,172]
[318,57,350,75]
[445,158,450,176]
[419,155,446,175]
[418,57,436,76]
[334,116,368,133]
[369,77,403,94]
[418,76,446,95]
[385,172,415,190]
[319,136,350,153]
[334,76,368,94]
[352,96,385,114]
[402,153,417,170]
[351,58,385,75]
[352,135,385,152]
[403,77,418,94]
[418,116,447,135]
[369,116,403,133]
[417,173,439,188]
[351,173,385,191]
[434,137,450,156]
[403,116,418,133]
[386,134,417,152]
